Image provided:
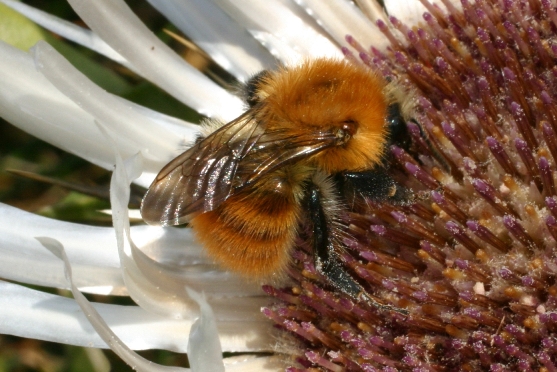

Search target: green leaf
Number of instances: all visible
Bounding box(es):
[0,3,47,50]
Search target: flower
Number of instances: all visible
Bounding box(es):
[262,0,557,370]
[2,0,554,371]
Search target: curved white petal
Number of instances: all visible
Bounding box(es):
[384,0,427,24]
[40,237,224,371]
[129,224,264,298]
[247,31,302,63]
[186,288,224,372]
[31,41,186,169]
[66,0,243,121]
[0,280,272,353]
[0,41,197,188]
[147,0,275,82]
[215,0,341,63]
[0,0,131,69]
[294,0,387,50]
[37,236,187,372]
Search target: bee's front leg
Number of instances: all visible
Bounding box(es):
[307,182,408,316]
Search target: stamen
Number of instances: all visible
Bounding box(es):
[502,215,538,252]
[486,136,519,176]
[466,220,509,252]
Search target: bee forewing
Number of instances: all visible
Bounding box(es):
[140,112,263,226]
[234,130,340,185]
[140,111,340,226]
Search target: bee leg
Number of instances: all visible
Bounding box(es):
[307,185,408,316]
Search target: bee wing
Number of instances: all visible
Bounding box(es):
[141,110,339,226]
[234,129,339,184]
[141,111,264,225]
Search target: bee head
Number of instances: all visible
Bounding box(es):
[260,58,391,173]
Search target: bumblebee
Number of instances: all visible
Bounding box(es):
[141,59,413,314]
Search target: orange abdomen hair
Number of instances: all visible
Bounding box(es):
[189,171,304,280]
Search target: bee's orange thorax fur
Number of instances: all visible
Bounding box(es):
[255,58,389,173]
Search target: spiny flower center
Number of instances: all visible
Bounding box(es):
[263,0,557,370]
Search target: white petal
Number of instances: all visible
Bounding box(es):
[187,288,224,372]
[384,0,427,24]
[0,0,131,69]
[0,280,272,353]
[0,202,124,294]
[224,355,282,371]
[31,41,185,168]
[132,225,264,297]
[294,0,388,50]
[0,41,120,174]
[215,0,341,63]
[37,236,180,372]
[0,201,262,297]
[0,41,196,188]
[67,0,243,121]
[147,0,275,82]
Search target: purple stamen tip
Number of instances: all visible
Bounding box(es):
[503,67,517,81]
[445,220,461,233]
[541,91,552,105]
[370,225,387,235]
[454,258,469,269]
[498,267,514,279]
[514,138,528,151]
[431,190,443,203]
[486,136,497,147]
[390,145,404,158]
[391,211,406,223]
[540,156,550,169]
[466,220,479,231]
[405,162,419,175]
[472,179,492,194]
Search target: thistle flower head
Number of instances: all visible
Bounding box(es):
[4,0,557,370]
[264,0,557,370]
